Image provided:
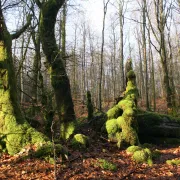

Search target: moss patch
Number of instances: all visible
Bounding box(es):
[132,149,153,165]
[96,159,117,171]
[71,134,89,150]
[166,159,180,165]
[126,145,142,154]
[107,105,122,120]
[34,142,68,164]
[60,121,76,140]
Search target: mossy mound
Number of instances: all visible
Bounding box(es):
[107,105,123,120]
[105,119,121,140]
[97,159,117,171]
[126,145,142,154]
[166,159,180,165]
[126,146,153,165]
[132,148,153,165]
[34,142,68,164]
[0,115,48,155]
[71,134,89,150]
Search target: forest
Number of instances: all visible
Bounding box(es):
[0,0,180,179]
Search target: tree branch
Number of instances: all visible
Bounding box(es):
[11,15,32,40]
[34,0,42,8]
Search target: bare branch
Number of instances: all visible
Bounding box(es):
[11,14,32,40]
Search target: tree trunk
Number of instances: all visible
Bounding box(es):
[0,6,47,155]
[38,0,75,139]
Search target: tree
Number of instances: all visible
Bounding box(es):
[118,0,126,92]
[99,0,110,111]
[142,0,150,110]
[35,0,75,139]
[0,1,47,155]
[147,0,173,112]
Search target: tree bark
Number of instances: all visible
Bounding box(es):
[37,0,75,139]
[0,4,47,155]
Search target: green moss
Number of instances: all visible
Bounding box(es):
[152,149,161,159]
[35,142,67,157]
[133,149,153,165]
[126,145,142,154]
[71,134,89,150]
[116,116,124,127]
[107,105,122,120]
[60,121,75,140]
[97,159,117,171]
[118,99,135,110]
[106,119,118,137]
[166,159,180,165]
[137,112,163,127]
[123,108,135,117]
[127,70,136,79]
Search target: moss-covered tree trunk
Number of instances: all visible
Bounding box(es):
[106,59,139,147]
[36,0,75,139]
[0,6,48,155]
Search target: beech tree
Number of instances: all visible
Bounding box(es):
[35,0,75,139]
[0,1,48,155]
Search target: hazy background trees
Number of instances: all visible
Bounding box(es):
[6,0,180,117]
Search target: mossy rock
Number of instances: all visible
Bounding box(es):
[137,112,163,128]
[34,142,68,158]
[132,148,153,165]
[126,145,142,154]
[166,159,180,165]
[71,134,89,150]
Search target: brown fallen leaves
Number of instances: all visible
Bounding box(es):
[0,142,179,180]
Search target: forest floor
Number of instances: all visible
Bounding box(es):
[0,98,180,180]
[0,129,180,180]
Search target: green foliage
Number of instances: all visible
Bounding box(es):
[71,134,89,150]
[166,159,180,165]
[97,159,117,171]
